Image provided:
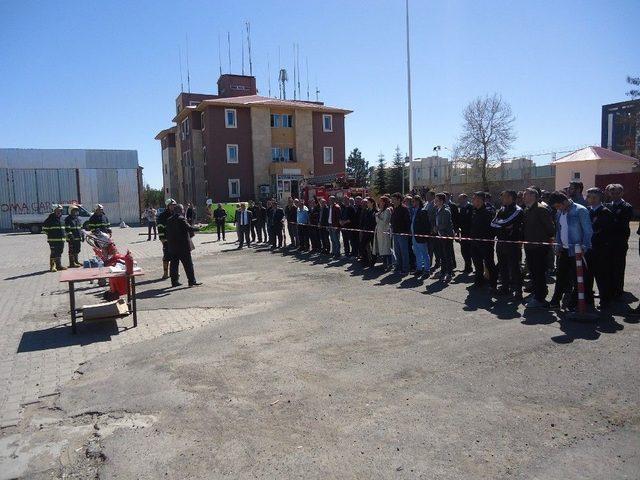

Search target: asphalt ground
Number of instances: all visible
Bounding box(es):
[0,226,638,479]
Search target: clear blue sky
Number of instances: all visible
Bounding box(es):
[1,0,638,188]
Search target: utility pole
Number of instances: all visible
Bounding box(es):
[405,0,414,191]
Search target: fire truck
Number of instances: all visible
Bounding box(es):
[302,173,369,203]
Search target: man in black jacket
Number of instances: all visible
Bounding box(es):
[605,183,633,299]
[84,204,111,234]
[491,190,524,298]
[64,205,84,268]
[457,193,474,273]
[411,195,431,276]
[444,192,459,270]
[213,203,227,241]
[254,201,266,243]
[470,192,497,290]
[270,201,285,249]
[157,199,176,279]
[165,204,201,287]
[390,192,411,274]
[585,188,614,309]
[43,204,66,272]
[318,198,330,254]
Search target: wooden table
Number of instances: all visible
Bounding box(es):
[59,268,145,334]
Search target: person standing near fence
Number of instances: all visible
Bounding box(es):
[296,200,310,251]
[328,196,342,258]
[434,193,454,281]
[319,198,331,254]
[374,196,393,270]
[548,191,593,311]
[522,188,556,308]
[309,198,321,253]
[285,198,298,249]
[470,192,498,291]
[410,195,431,277]
[605,183,633,300]
[390,192,411,275]
[457,193,474,273]
[491,190,524,299]
[270,200,285,249]
[360,197,377,267]
[584,188,614,310]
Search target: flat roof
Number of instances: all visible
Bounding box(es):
[0,148,139,169]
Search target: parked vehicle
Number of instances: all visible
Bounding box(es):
[12,204,92,234]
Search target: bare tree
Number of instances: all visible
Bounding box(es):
[455,94,516,191]
[626,75,640,99]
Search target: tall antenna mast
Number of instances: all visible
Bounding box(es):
[227,32,231,73]
[315,76,319,101]
[246,22,253,76]
[292,44,296,100]
[185,34,191,93]
[217,33,222,76]
[296,44,301,101]
[278,46,282,99]
[267,53,271,97]
[178,45,184,92]
[405,0,414,192]
[306,57,309,100]
[241,25,245,75]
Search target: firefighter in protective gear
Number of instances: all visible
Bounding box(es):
[65,205,84,268]
[43,204,67,272]
[84,204,112,234]
[157,198,176,279]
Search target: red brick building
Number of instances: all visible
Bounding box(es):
[155,74,352,213]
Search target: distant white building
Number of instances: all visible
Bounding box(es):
[410,156,449,187]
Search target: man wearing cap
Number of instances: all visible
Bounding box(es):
[43,205,67,272]
[64,205,84,268]
[84,204,112,234]
[157,199,176,279]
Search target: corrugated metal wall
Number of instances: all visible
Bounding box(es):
[0,167,140,230]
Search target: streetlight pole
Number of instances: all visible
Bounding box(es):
[405,0,414,192]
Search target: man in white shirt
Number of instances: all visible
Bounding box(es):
[237,203,253,249]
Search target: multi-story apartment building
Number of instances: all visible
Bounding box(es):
[156,74,352,214]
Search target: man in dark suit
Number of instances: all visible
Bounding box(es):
[236,202,253,249]
[270,201,285,249]
[165,204,201,287]
[585,188,614,309]
[319,198,330,254]
[605,183,633,299]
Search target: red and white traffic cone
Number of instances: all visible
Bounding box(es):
[567,245,598,321]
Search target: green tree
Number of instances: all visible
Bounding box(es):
[143,184,164,208]
[626,75,640,99]
[373,153,387,195]
[346,148,369,186]
[386,146,404,194]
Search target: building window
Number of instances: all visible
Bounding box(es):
[183,150,191,167]
[226,144,239,164]
[164,163,168,174]
[181,117,190,139]
[228,179,240,198]
[225,108,237,128]
[272,146,294,162]
[433,167,438,178]
[270,114,280,127]
[202,146,207,165]
[572,171,581,180]
[282,114,293,128]
[322,114,333,132]
[323,146,334,165]
[201,112,206,130]
[272,147,281,162]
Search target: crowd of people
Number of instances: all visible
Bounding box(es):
[224,180,638,314]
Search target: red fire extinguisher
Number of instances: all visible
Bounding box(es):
[125,250,134,275]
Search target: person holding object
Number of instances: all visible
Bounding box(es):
[213,203,227,241]
[548,191,593,311]
[584,188,614,310]
[43,204,67,272]
[522,188,556,308]
[166,203,201,287]
[145,206,157,241]
[237,203,253,249]
[65,205,84,268]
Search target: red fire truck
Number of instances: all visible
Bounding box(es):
[302,174,369,203]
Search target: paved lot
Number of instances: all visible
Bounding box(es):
[0,226,638,479]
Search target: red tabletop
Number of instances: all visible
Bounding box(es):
[59,268,145,283]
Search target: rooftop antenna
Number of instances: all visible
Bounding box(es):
[296,44,301,101]
[241,25,245,75]
[278,68,288,100]
[292,44,297,100]
[178,45,184,92]
[185,34,191,93]
[217,33,222,76]
[227,31,231,73]
[267,53,271,97]
[246,22,253,76]
[315,76,320,101]
[278,46,282,98]
[306,57,309,100]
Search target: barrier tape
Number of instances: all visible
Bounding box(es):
[287,221,568,247]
